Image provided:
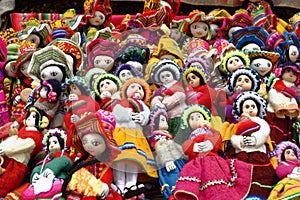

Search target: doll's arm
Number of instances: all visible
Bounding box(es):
[151,95,165,109]
[0,137,35,156]
[162,91,186,110]
[230,135,245,151]
[113,104,132,122]
[249,117,270,147]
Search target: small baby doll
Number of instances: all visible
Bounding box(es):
[174,104,253,200]
[63,111,122,200]
[21,128,73,199]
[147,107,187,200]
[33,79,62,121]
[93,73,122,111]
[266,62,300,149]
[150,58,187,137]
[231,91,278,199]
[0,106,49,197]
[112,77,158,199]
[86,38,120,73]
[62,76,100,129]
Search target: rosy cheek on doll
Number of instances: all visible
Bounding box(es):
[242,99,258,117]
[88,11,105,27]
[190,22,209,38]
[282,69,298,83]
[284,149,298,161]
[288,45,299,62]
[126,83,144,100]
[235,75,252,91]
[227,56,245,73]
[48,136,61,151]
[251,58,272,77]
[159,71,174,85]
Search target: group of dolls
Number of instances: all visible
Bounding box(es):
[0,0,300,199]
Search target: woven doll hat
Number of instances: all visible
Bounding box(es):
[0,38,7,69]
[69,112,120,164]
[87,38,120,70]
[183,56,210,85]
[218,12,253,40]
[289,12,300,31]
[180,104,212,130]
[93,73,122,97]
[232,91,267,120]
[6,43,20,63]
[115,63,143,79]
[275,141,300,164]
[245,49,280,75]
[188,38,210,58]
[151,58,181,84]
[27,45,74,82]
[62,9,84,31]
[179,10,215,38]
[42,128,68,152]
[227,67,261,94]
[61,75,91,94]
[120,77,151,104]
[17,23,52,47]
[85,67,106,89]
[152,36,183,62]
[229,26,269,51]
[282,31,300,62]
[49,38,84,73]
[275,62,300,85]
[0,28,20,46]
[148,106,169,133]
[266,31,289,62]
[82,0,112,27]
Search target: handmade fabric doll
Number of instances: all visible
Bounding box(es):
[225,67,261,123]
[147,107,187,200]
[182,56,226,131]
[63,111,122,200]
[33,79,62,121]
[268,141,300,200]
[93,73,122,111]
[115,63,143,83]
[21,128,73,199]
[0,106,49,197]
[266,62,300,149]
[231,91,278,198]
[174,104,253,200]
[150,58,187,137]
[62,76,99,129]
[112,77,158,199]
[282,31,300,63]
[86,38,120,73]
[0,37,9,126]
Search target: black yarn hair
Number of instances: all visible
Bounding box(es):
[281,146,299,162]
[187,70,206,86]
[66,82,90,96]
[41,79,62,102]
[239,97,261,117]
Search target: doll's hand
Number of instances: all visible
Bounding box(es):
[98,182,109,199]
[100,91,112,99]
[10,121,19,129]
[292,167,300,175]
[13,95,21,106]
[0,149,5,156]
[131,113,145,124]
[69,94,79,101]
[243,136,256,146]
[193,141,213,153]
[165,161,176,172]
[70,114,80,123]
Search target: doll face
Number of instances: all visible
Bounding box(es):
[119,69,133,82]
[242,99,258,117]
[288,45,299,62]
[127,61,144,74]
[159,70,174,85]
[282,68,298,83]
[284,148,297,161]
[126,83,144,100]
[69,83,82,96]
[41,66,64,83]
[235,75,252,91]
[4,61,16,77]
[227,56,245,73]
[88,11,106,27]
[210,23,219,39]
[190,22,209,38]
[26,34,41,47]
[26,112,37,127]
[241,43,261,52]
[188,112,206,130]
[93,55,114,72]
[20,61,30,77]
[48,136,61,151]
[158,114,168,130]
[99,79,117,95]
[40,86,48,98]
[81,133,106,156]
[186,72,201,88]
[170,28,182,41]
[251,58,272,77]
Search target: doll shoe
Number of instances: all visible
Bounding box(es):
[123,184,146,199]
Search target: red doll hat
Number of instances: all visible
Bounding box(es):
[235,115,261,136]
[82,0,112,27]
[275,62,300,85]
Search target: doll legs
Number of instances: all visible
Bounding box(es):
[113,162,126,193]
